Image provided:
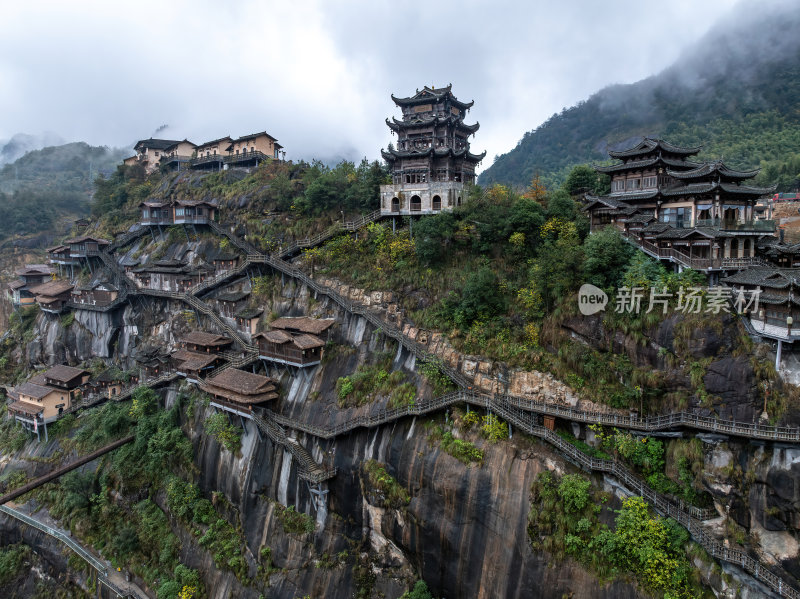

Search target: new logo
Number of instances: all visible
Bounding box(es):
[578,284,608,315]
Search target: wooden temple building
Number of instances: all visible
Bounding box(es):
[178,331,233,354]
[583,138,775,276]
[199,368,279,415]
[722,267,800,342]
[29,280,75,314]
[380,85,485,216]
[172,349,222,382]
[254,316,333,367]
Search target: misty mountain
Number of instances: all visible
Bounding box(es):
[0,132,65,166]
[479,1,800,190]
[0,142,127,242]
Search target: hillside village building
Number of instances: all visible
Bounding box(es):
[8,366,91,432]
[380,85,485,216]
[583,138,775,276]
[124,131,282,174]
[7,264,53,308]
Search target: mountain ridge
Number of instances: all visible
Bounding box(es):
[479,0,800,190]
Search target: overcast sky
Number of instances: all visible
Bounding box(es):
[0,0,745,168]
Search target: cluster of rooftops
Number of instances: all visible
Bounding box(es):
[7,262,118,313]
[123,131,283,175]
[583,138,776,272]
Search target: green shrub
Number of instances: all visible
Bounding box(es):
[204,412,241,452]
[0,543,29,585]
[440,431,483,464]
[481,414,508,442]
[275,504,315,535]
[363,460,410,508]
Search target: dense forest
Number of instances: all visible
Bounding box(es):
[0,142,127,240]
[479,2,800,191]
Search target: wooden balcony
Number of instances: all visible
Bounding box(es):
[224,151,273,166]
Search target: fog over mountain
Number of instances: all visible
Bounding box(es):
[479,0,800,188]
[0,0,741,167]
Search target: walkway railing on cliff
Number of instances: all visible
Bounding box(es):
[92,212,800,596]
[0,499,140,598]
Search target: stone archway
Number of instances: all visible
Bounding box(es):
[391,197,401,212]
[432,195,442,210]
[410,195,422,212]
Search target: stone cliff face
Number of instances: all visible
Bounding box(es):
[9,263,800,597]
[561,312,761,422]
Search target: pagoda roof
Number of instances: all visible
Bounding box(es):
[391,84,474,110]
[624,212,656,224]
[582,196,638,216]
[605,189,661,202]
[134,138,181,152]
[660,181,775,198]
[608,137,702,159]
[666,161,761,182]
[139,200,170,208]
[175,198,219,208]
[654,227,726,240]
[593,155,701,174]
[381,146,485,163]
[386,115,480,134]
[722,267,800,288]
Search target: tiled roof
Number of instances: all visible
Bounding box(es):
[8,400,42,416]
[134,138,181,152]
[235,307,263,320]
[64,235,110,245]
[255,330,292,344]
[722,267,800,288]
[200,369,278,405]
[216,291,249,303]
[16,382,56,399]
[607,137,701,159]
[43,364,89,383]
[180,331,232,347]
[293,334,325,350]
[29,280,74,297]
[270,316,335,335]
[16,264,52,276]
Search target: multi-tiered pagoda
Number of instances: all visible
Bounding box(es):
[584,138,775,274]
[380,85,485,215]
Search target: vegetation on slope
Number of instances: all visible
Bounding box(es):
[528,471,712,598]
[0,142,126,240]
